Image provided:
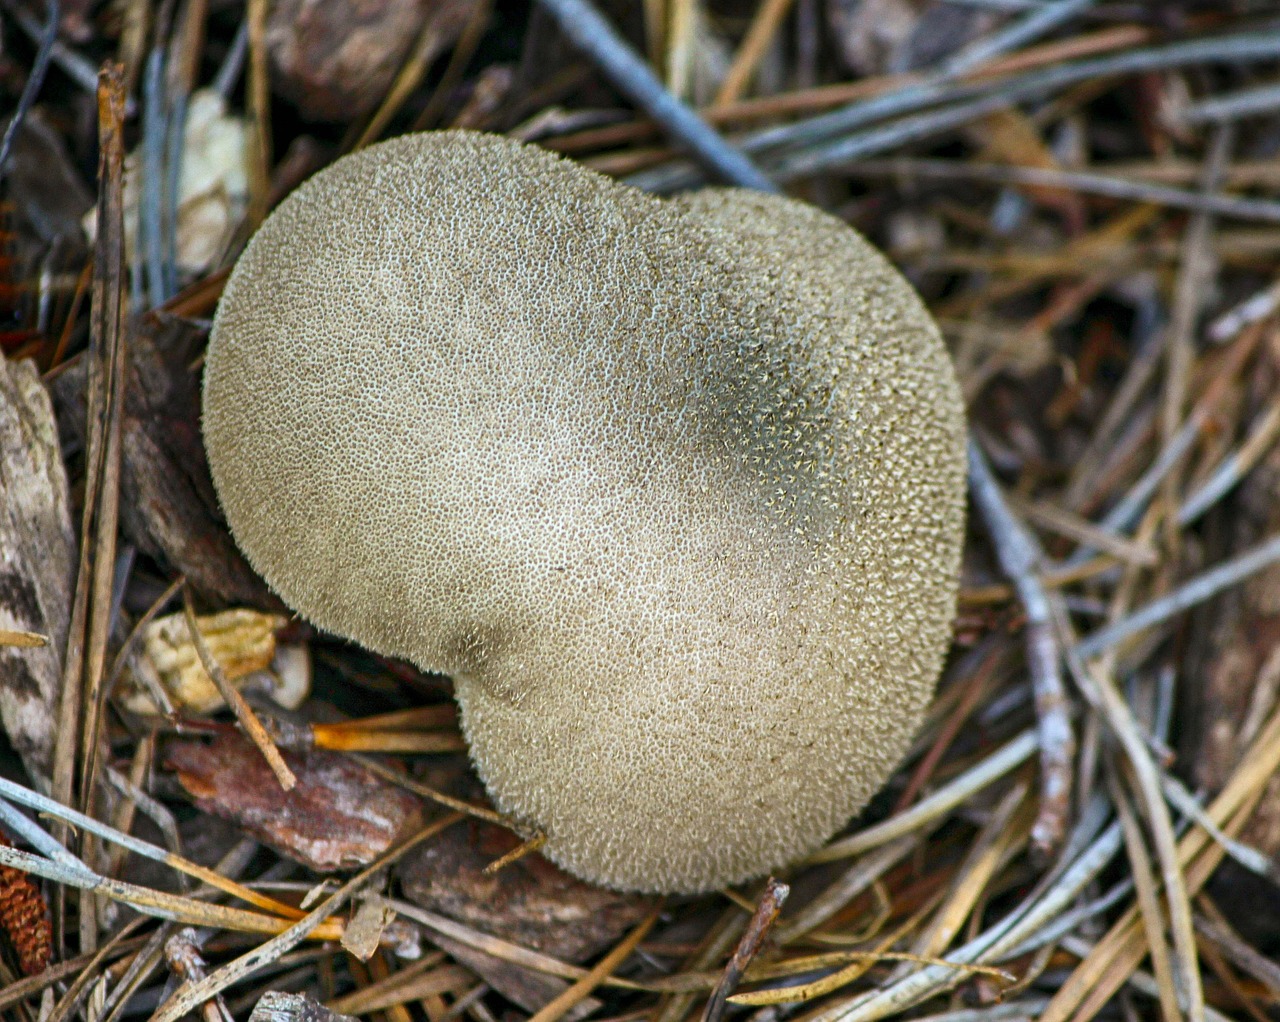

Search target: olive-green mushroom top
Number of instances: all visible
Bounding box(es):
[202,130,967,894]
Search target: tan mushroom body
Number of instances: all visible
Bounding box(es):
[202,130,966,893]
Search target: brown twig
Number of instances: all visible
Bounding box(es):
[182,588,297,790]
[481,832,549,875]
[701,878,788,1022]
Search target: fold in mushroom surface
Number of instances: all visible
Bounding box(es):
[202,130,967,894]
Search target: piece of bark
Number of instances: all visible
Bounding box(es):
[250,992,356,1022]
[164,732,424,871]
[399,819,653,963]
[0,356,75,782]
[266,0,474,121]
[50,317,274,608]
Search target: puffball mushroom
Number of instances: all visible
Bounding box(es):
[202,130,967,894]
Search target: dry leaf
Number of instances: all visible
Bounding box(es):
[341,894,398,961]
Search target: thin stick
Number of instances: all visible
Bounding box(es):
[835,158,1280,224]
[482,832,548,875]
[535,0,777,192]
[182,589,296,790]
[702,879,788,1022]
[1183,81,1280,125]
[1177,399,1280,526]
[1075,532,1280,659]
[967,440,1074,856]
[0,0,60,172]
[807,729,1038,864]
[712,0,796,108]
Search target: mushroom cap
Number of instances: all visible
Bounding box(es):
[202,130,966,893]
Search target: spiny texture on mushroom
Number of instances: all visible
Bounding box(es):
[202,130,967,894]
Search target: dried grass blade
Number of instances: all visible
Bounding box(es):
[316,705,458,733]
[0,842,342,939]
[712,0,796,108]
[808,730,1038,864]
[354,753,515,828]
[42,918,146,1022]
[1177,398,1280,526]
[731,953,1013,1008]
[148,814,462,1022]
[1075,532,1280,659]
[1109,774,1183,1022]
[70,60,129,956]
[652,905,748,1022]
[0,934,150,1012]
[391,901,708,993]
[0,775,329,923]
[1039,701,1280,1022]
[324,951,447,1014]
[913,782,1030,960]
[328,964,474,1015]
[482,832,548,875]
[526,905,662,1022]
[0,628,48,647]
[804,819,1126,1021]
[1066,652,1203,1021]
[781,837,918,943]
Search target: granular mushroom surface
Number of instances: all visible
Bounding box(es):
[202,130,967,894]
